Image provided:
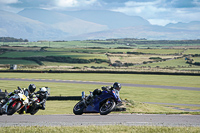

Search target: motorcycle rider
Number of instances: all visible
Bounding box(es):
[86,82,122,103]
[34,87,49,110]
[19,84,37,114]
[0,84,36,106]
[102,82,121,102]
[24,84,37,98]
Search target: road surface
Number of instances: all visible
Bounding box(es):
[0,114,200,127]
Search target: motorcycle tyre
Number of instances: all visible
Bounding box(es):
[73,101,85,115]
[7,102,21,116]
[30,108,39,115]
[99,99,116,115]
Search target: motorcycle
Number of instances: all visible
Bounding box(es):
[17,94,40,115]
[0,87,29,115]
[73,88,121,115]
[18,87,50,115]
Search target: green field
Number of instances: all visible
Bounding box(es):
[0,51,108,59]
[135,49,184,55]
[1,125,200,133]
[0,73,199,114]
[1,36,200,131]
[1,40,200,72]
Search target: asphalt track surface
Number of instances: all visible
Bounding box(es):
[0,114,200,127]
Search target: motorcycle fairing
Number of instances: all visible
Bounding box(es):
[83,91,116,113]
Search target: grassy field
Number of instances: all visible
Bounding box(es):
[0,41,130,48]
[0,73,200,87]
[109,54,181,64]
[1,125,200,133]
[0,59,37,65]
[0,51,108,59]
[46,47,133,53]
[1,40,200,72]
[183,49,200,55]
[0,73,199,114]
[135,49,185,55]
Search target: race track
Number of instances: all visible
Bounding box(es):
[1,77,200,107]
[0,78,200,127]
[0,114,200,127]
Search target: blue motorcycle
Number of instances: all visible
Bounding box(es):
[73,88,121,115]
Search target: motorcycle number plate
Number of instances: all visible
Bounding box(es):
[22,95,27,101]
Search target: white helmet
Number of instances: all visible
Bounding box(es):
[40,87,47,92]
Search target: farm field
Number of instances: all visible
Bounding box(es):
[0,40,200,72]
[0,39,200,72]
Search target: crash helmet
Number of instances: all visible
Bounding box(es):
[113,82,121,91]
[40,87,47,92]
[28,84,36,93]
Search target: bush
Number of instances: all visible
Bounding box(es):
[149,57,162,60]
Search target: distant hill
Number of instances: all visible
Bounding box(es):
[69,25,200,40]
[0,10,67,41]
[0,9,200,41]
[18,8,108,36]
[165,21,200,30]
[62,10,150,29]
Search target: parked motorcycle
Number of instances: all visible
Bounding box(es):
[73,89,121,115]
[0,87,29,115]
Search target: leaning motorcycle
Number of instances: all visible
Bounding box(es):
[19,87,50,115]
[73,89,121,115]
[18,94,40,115]
[0,87,29,115]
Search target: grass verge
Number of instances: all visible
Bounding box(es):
[1,125,200,133]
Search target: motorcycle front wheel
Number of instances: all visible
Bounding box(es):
[7,101,21,115]
[99,98,116,115]
[73,101,85,115]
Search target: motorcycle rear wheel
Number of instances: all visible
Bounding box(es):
[7,101,21,115]
[73,101,85,115]
[30,109,39,115]
[99,99,116,115]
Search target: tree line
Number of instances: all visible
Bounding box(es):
[0,37,28,42]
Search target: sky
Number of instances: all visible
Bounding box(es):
[0,0,200,26]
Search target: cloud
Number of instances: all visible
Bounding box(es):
[148,19,177,26]
[101,0,129,3]
[55,0,98,8]
[0,0,21,13]
[1,0,200,26]
[111,0,200,26]
[112,0,168,17]
[170,0,200,8]
[0,0,19,4]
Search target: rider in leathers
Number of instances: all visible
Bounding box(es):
[87,82,122,103]
[101,82,121,103]
[35,87,49,110]
[1,84,36,107]
[20,84,37,114]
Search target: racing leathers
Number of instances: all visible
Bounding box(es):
[102,86,121,103]
[35,90,49,110]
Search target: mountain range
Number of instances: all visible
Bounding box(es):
[0,8,200,41]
